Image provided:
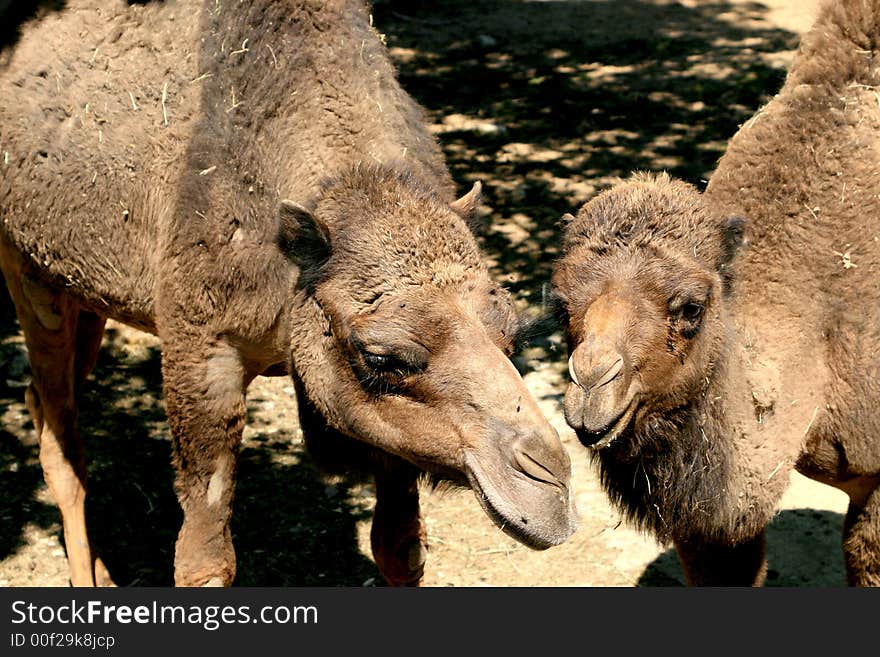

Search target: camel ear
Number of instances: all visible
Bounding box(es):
[559,212,580,248]
[277,200,331,270]
[450,181,484,233]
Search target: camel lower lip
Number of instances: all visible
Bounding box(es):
[466,471,556,549]
[463,455,574,550]
[577,398,638,450]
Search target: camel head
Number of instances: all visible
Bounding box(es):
[278,164,577,549]
[551,172,745,453]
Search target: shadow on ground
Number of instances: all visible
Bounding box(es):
[638,509,847,586]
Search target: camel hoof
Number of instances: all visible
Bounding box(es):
[382,540,427,587]
[407,542,427,573]
[94,558,117,587]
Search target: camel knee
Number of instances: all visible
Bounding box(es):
[175,566,235,588]
[163,339,248,587]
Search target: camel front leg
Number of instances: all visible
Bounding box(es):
[843,482,880,586]
[1,245,111,587]
[675,531,768,586]
[161,338,247,587]
[370,458,427,587]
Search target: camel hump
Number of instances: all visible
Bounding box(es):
[787,0,880,88]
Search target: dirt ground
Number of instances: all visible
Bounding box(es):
[0,0,853,588]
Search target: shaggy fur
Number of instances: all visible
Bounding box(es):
[554,0,880,585]
[0,0,577,587]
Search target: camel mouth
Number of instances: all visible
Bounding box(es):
[463,452,578,550]
[575,396,639,450]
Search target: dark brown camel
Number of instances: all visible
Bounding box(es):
[552,0,880,586]
[0,0,577,587]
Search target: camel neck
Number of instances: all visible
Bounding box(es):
[686,302,820,536]
[596,301,809,545]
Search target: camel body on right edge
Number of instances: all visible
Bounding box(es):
[553,0,880,585]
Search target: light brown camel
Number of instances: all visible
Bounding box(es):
[0,0,577,587]
[552,0,880,585]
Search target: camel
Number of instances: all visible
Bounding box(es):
[552,0,880,585]
[0,0,577,587]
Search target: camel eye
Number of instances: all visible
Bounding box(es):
[668,295,706,339]
[362,352,401,373]
[359,348,427,376]
[363,352,388,369]
[673,300,706,340]
[681,302,704,322]
[355,347,427,397]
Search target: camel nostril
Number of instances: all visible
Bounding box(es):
[570,353,626,391]
[592,356,624,389]
[511,444,566,488]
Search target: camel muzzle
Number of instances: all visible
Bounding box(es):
[565,342,639,448]
[462,423,578,550]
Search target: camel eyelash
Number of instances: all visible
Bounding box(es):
[360,351,418,375]
[348,336,428,396]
